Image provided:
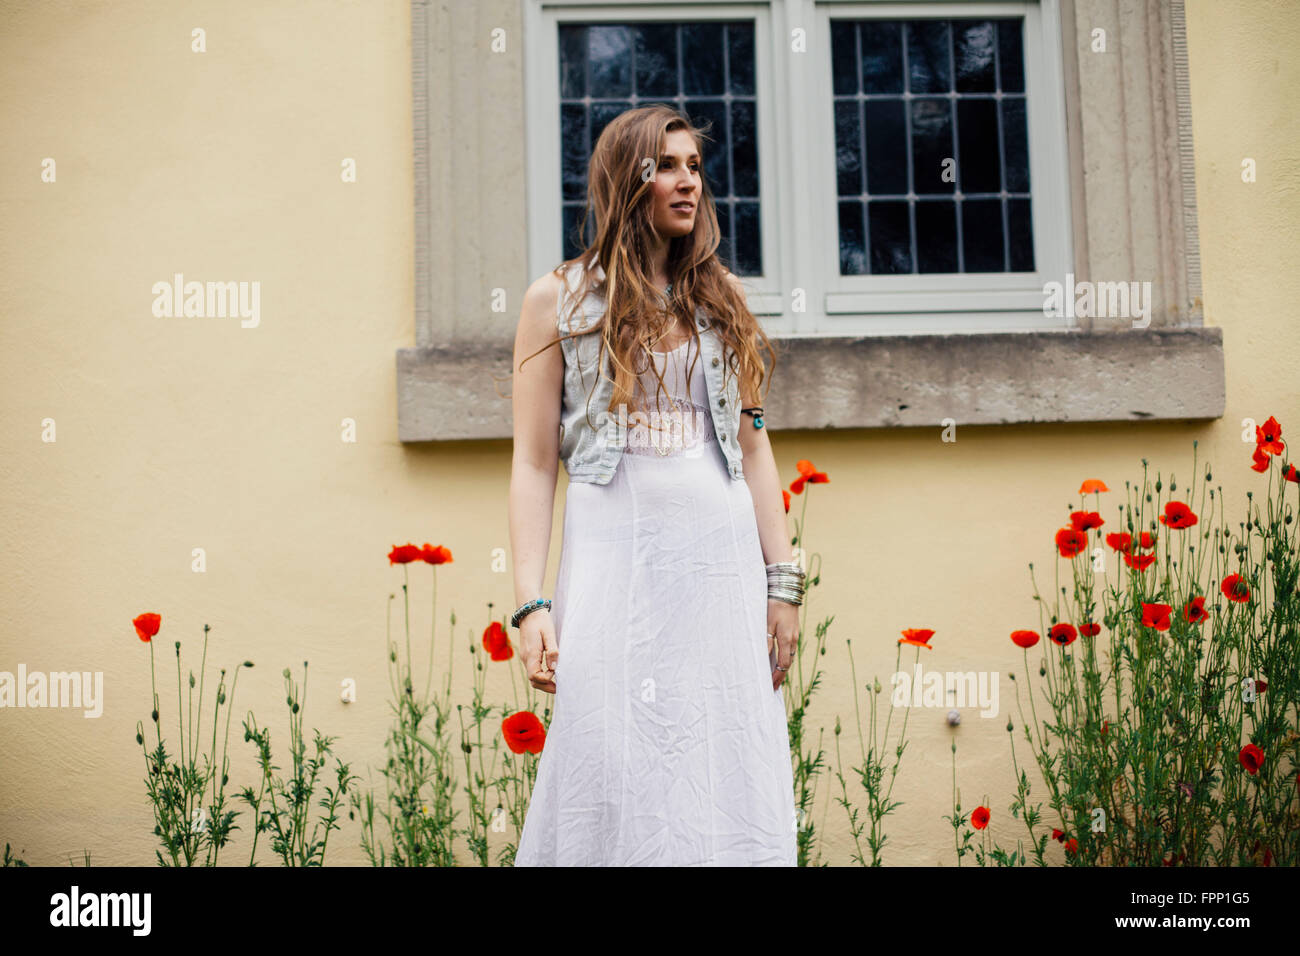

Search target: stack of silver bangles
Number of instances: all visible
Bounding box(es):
[766,560,807,606]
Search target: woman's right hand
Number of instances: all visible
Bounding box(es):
[520,609,558,694]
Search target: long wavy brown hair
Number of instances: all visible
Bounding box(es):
[519,104,776,430]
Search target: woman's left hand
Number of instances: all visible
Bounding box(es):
[766,598,800,690]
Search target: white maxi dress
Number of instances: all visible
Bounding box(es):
[515,334,797,866]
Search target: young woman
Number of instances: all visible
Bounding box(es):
[508,104,803,866]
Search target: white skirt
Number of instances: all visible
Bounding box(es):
[515,435,797,866]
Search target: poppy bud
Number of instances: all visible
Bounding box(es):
[462,741,472,754]
[1006,720,1013,732]
[834,717,841,736]
[189,674,195,688]
[135,732,143,745]
[291,703,299,714]
[151,709,159,723]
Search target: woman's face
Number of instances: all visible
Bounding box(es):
[649,129,700,240]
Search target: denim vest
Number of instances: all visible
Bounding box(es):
[556,261,745,484]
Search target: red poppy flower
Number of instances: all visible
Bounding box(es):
[1100,720,1109,737]
[1055,528,1088,558]
[1238,743,1264,775]
[1123,551,1156,571]
[1159,501,1198,529]
[1255,679,1267,693]
[1011,630,1041,649]
[1049,623,1078,646]
[1221,573,1251,603]
[898,628,934,650]
[481,621,513,662]
[1051,828,1066,842]
[502,711,547,755]
[1079,621,1100,637]
[782,490,791,513]
[789,459,830,495]
[1255,415,1284,456]
[971,806,990,830]
[1284,463,1299,483]
[1183,595,1208,624]
[420,543,453,564]
[1070,511,1104,532]
[133,612,161,642]
[1141,603,1173,631]
[1078,479,1109,494]
[1136,532,1157,550]
[388,543,422,564]
[1250,445,1271,473]
[1064,838,1078,855]
[1105,532,1132,553]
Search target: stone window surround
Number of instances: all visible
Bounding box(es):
[398,0,1219,442]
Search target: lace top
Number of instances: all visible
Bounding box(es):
[624,337,715,458]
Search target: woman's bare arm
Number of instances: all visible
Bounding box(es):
[509,272,564,608]
[737,402,796,568]
[728,272,799,688]
[727,273,795,568]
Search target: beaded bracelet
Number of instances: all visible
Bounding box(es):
[741,406,765,429]
[510,597,552,628]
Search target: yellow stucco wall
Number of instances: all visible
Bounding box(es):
[0,0,1295,865]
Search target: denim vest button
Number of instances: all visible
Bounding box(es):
[711,356,719,367]
[720,432,727,442]
[718,397,726,407]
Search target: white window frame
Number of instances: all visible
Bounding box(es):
[523,0,1079,335]
[809,0,1074,334]
[524,1,789,319]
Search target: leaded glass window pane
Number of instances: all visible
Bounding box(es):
[831,17,1035,275]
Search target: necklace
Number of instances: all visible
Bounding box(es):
[649,281,685,352]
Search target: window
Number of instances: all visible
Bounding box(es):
[524,3,785,318]
[526,1,1073,334]
[557,22,763,275]
[831,18,1034,276]
[398,0,1215,442]
[813,3,1073,331]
